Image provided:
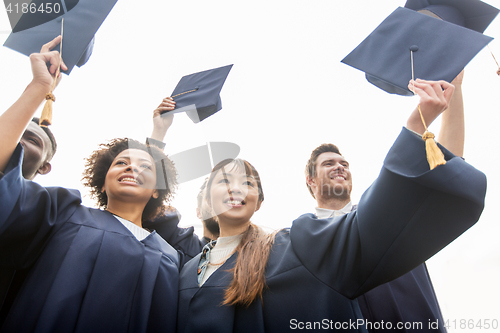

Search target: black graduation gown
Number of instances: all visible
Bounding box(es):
[177,128,487,333]
[0,191,206,329]
[0,145,180,333]
[358,263,446,332]
[143,212,205,268]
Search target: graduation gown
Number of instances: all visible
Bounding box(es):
[358,263,446,332]
[0,145,180,333]
[143,212,205,268]
[177,128,486,333]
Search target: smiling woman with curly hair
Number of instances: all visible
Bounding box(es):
[82,138,177,221]
[0,39,181,333]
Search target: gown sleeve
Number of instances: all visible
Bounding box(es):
[0,144,81,270]
[143,211,205,268]
[290,127,487,299]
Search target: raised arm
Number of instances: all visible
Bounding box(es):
[437,71,465,157]
[144,97,206,267]
[150,97,175,142]
[291,79,486,298]
[0,36,67,173]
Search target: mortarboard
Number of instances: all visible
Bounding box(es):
[3,0,119,74]
[166,64,233,123]
[405,0,499,33]
[341,7,493,96]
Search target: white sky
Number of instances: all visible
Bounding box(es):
[1,1,500,330]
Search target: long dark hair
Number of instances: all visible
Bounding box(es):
[206,158,275,307]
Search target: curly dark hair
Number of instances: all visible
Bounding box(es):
[81,138,177,221]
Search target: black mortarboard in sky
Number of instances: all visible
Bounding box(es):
[3,0,118,74]
[405,0,499,33]
[341,7,493,96]
[167,64,233,123]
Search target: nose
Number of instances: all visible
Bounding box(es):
[333,163,344,172]
[227,183,243,195]
[125,164,139,173]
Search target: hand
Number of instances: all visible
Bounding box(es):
[151,97,176,141]
[29,35,68,90]
[407,79,455,134]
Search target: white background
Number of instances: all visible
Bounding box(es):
[1,1,499,331]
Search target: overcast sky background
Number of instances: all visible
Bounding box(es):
[1,0,500,330]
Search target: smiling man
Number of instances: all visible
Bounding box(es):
[304,85,465,331]
[306,144,352,213]
[305,138,449,331]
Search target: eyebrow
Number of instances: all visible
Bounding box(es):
[23,130,44,145]
[219,172,255,180]
[116,156,153,163]
[24,129,42,139]
[321,158,349,165]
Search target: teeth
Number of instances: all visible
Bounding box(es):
[227,200,242,205]
[120,177,138,184]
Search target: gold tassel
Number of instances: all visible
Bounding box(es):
[409,51,446,170]
[422,130,446,170]
[40,93,55,127]
[415,104,446,170]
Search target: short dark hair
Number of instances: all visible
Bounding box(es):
[305,144,341,199]
[31,117,57,162]
[81,138,177,221]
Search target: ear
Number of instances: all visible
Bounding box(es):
[152,190,159,199]
[196,207,202,220]
[255,200,262,212]
[37,162,52,175]
[101,186,106,193]
[306,175,316,188]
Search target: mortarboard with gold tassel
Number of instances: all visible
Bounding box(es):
[4,0,119,74]
[3,0,120,125]
[341,7,494,169]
